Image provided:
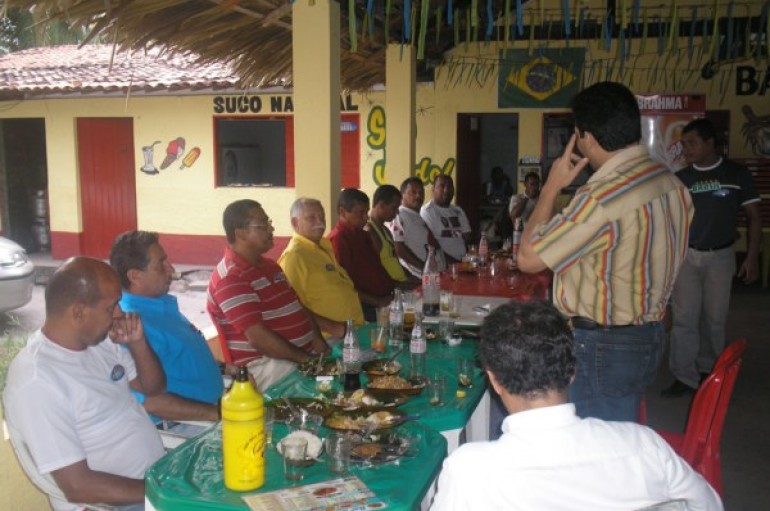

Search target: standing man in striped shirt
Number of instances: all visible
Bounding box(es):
[518,82,694,422]
[207,199,334,391]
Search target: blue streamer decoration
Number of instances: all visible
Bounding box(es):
[563,0,571,37]
[367,0,374,36]
[631,0,640,34]
[688,7,697,60]
[404,0,412,40]
[516,0,523,36]
[657,16,664,56]
[604,13,612,50]
[448,0,453,24]
[486,0,494,40]
[578,7,585,38]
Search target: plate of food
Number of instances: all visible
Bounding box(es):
[362,358,402,376]
[324,407,407,432]
[366,375,425,395]
[265,398,333,422]
[349,431,413,464]
[298,358,340,377]
[276,430,324,466]
[330,389,408,410]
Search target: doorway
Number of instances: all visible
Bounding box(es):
[455,113,519,246]
[76,118,137,259]
[0,119,48,252]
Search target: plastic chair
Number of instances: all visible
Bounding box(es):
[656,339,748,495]
[5,420,116,511]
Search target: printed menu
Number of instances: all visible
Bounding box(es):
[242,476,387,511]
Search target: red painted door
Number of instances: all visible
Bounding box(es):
[340,113,360,188]
[76,118,137,258]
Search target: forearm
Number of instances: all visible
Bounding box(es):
[245,325,311,364]
[143,393,219,422]
[395,242,425,271]
[127,339,166,396]
[52,461,146,506]
[358,290,392,307]
[312,312,346,338]
[518,186,560,273]
[747,217,762,259]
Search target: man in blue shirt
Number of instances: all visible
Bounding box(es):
[110,230,221,421]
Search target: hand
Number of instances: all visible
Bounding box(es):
[544,134,590,192]
[310,335,331,356]
[737,256,759,284]
[109,312,145,345]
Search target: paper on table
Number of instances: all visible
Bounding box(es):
[242,475,387,511]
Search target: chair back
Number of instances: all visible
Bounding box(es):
[6,421,116,511]
[679,339,747,491]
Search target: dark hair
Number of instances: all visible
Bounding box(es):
[571,81,641,152]
[400,177,424,193]
[433,173,453,186]
[109,230,159,289]
[338,188,369,211]
[524,172,540,183]
[479,301,575,399]
[223,199,262,244]
[45,257,110,316]
[682,118,719,145]
[373,184,401,206]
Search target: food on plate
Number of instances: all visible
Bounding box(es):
[425,328,436,340]
[368,376,412,390]
[332,389,381,408]
[266,398,331,422]
[352,443,382,458]
[362,359,402,376]
[278,430,323,459]
[324,409,402,431]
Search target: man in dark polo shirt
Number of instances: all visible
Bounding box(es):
[663,118,761,397]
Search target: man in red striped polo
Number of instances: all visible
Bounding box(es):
[518,82,694,422]
[207,199,336,391]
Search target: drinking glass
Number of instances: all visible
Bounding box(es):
[281,437,308,482]
[325,433,351,475]
[370,327,387,353]
[264,407,275,448]
[429,375,447,406]
[457,358,474,388]
[440,290,453,312]
[438,318,455,340]
[449,296,462,319]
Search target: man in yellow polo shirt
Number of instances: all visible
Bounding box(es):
[279,197,365,325]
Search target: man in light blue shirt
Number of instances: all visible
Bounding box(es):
[111,230,221,421]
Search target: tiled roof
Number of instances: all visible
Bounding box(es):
[0,44,245,98]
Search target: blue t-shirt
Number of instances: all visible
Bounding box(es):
[120,292,223,408]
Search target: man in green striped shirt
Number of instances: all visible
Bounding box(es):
[518,82,694,422]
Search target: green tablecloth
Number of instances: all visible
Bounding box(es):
[145,421,447,511]
[264,323,487,433]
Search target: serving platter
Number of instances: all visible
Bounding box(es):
[323,407,407,432]
[265,398,333,422]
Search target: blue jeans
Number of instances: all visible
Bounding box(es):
[569,323,664,422]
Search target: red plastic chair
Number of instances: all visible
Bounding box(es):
[657,339,747,495]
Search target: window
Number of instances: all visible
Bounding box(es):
[214,114,361,188]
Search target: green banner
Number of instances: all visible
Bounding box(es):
[498,48,586,108]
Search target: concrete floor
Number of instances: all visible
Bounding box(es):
[3,254,769,510]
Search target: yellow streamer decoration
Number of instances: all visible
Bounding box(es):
[709,0,720,59]
[667,0,679,52]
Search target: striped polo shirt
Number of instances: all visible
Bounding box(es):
[207,247,316,365]
[532,145,694,326]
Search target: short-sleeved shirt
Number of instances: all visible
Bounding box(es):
[3,331,165,511]
[391,206,432,277]
[367,219,409,282]
[278,234,365,325]
[120,292,223,405]
[420,201,471,261]
[329,219,394,295]
[675,158,760,249]
[207,247,317,366]
[532,145,693,326]
[508,193,538,222]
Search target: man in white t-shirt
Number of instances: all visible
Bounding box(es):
[430,300,722,511]
[420,174,472,262]
[3,257,166,511]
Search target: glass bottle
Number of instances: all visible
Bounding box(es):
[388,289,404,347]
[409,312,427,380]
[478,233,489,267]
[342,319,361,390]
[422,246,440,317]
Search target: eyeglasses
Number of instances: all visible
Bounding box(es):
[245,219,273,230]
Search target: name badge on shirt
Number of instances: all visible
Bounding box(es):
[274,272,287,282]
[111,364,126,382]
[325,263,335,272]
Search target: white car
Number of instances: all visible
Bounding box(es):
[0,236,35,313]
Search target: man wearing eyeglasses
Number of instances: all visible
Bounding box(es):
[207,199,333,391]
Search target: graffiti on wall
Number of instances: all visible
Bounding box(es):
[366,105,455,186]
[741,105,770,157]
[139,137,201,175]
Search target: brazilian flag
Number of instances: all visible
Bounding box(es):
[498,48,586,108]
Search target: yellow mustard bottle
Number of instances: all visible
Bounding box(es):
[221,366,265,491]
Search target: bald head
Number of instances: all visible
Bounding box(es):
[45,257,119,316]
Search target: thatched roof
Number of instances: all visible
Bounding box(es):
[4,0,464,90]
